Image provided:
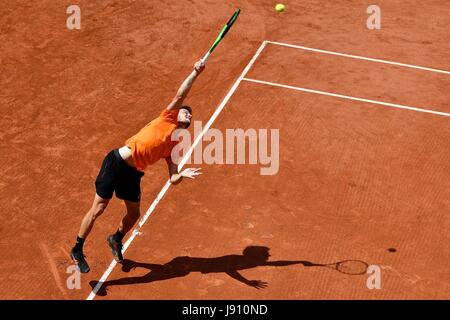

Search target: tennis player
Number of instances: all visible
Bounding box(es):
[71,60,205,273]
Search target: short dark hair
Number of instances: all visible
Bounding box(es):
[180,105,192,115]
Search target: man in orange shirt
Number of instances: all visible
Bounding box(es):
[71,60,205,273]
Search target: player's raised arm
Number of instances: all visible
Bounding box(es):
[167,60,205,111]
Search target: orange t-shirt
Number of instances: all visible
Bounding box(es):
[125,108,179,171]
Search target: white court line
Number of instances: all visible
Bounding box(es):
[86,41,268,300]
[242,78,450,118]
[266,41,450,75]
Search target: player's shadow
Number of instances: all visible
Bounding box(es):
[90,246,319,296]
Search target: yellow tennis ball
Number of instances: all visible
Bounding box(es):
[275,3,285,12]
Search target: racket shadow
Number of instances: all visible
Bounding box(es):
[305,260,370,275]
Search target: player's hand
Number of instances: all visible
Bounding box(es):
[180,168,202,179]
[248,280,268,289]
[194,60,205,74]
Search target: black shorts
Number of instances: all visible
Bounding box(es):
[95,149,144,202]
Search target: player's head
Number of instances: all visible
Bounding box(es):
[177,106,192,129]
[242,246,271,261]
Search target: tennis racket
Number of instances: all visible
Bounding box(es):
[311,260,369,275]
[201,8,241,63]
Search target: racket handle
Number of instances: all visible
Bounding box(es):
[201,51,211,64]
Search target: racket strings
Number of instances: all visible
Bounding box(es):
[335,260,369,275]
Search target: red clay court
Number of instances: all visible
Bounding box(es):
[0,1,449,300]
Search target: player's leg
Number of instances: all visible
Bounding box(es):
[108,153,144,262]
[71,150,117,273]
[107,200,141,263]
[77,193,110,239]
[71,194,110,273]
[120,199,141,235]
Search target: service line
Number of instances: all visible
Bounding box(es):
[242,77,450,117]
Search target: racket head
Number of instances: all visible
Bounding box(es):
[333,260,369,275]
[208,8,241,54]
[222,8,241,37]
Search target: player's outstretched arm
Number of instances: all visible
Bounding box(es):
[167,60,205,111]
[265,260,312,267]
